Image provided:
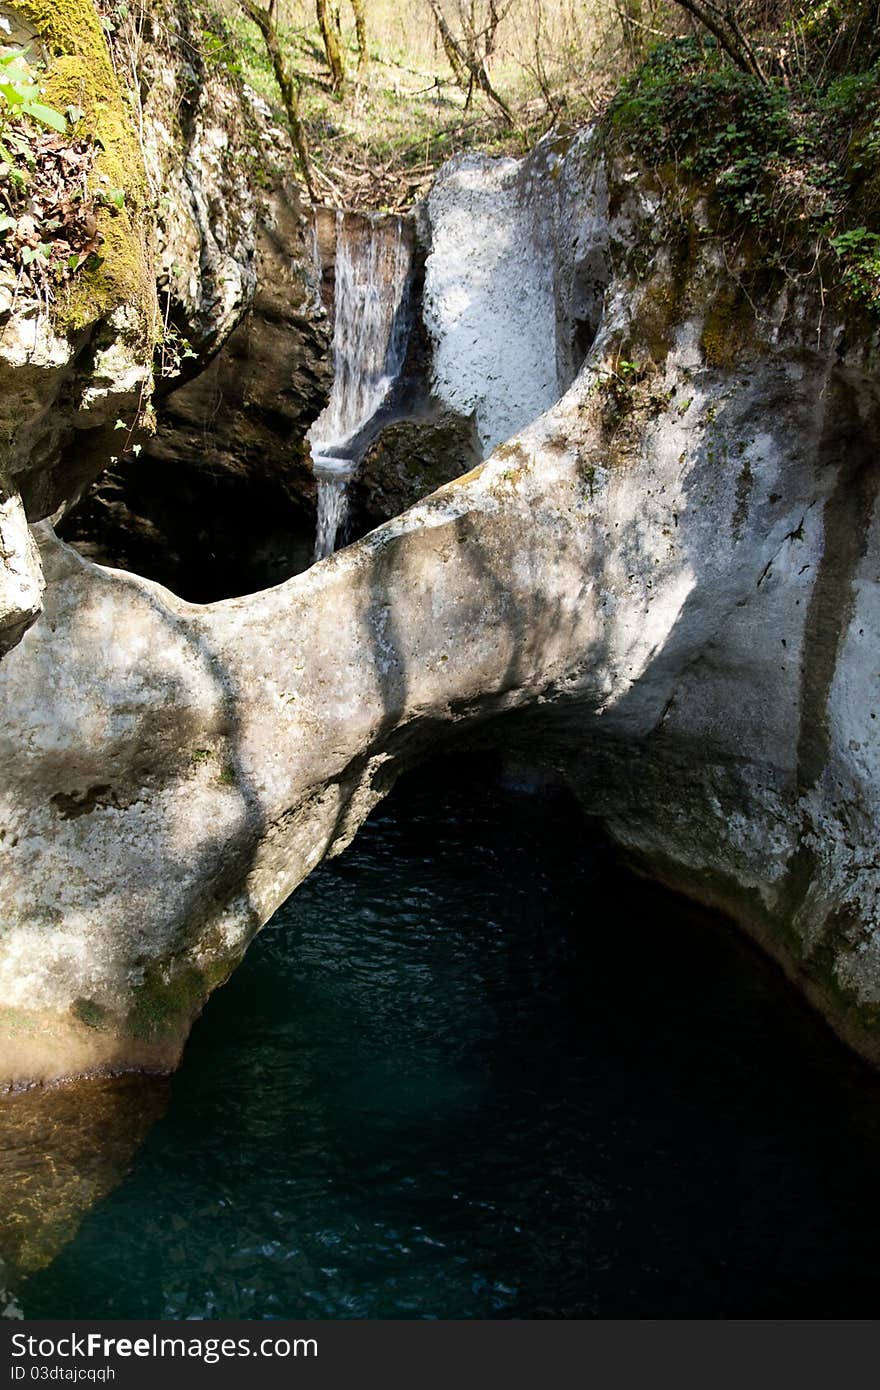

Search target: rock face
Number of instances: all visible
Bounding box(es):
[0,0,331,626]
[138,0,259,360]
[1,128,879,1089]
[54,7,332,602]
[0,0,159,651]
[347,406,481,536]
[422,148,564,453]
[0,493,44,658]
[59,178,331,601]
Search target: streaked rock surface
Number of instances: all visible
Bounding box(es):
[1,131,877,1086]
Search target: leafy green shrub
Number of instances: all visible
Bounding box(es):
[606,37,880,317]
[0,46,106,295]
[829,225,880,308]
[0,47,66,163]
[609,40,797,228]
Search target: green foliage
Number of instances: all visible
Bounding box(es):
[195,0,617,210]
[201,10,276,99]
[612,357,642,379]
[829,225,880,307]
[797,0,880,75]
[587,356,650,431]
[607,35,880,316]
[610,40,797,228]
[157,318,198,379]
[0,48,103,297]
[0,47,66,163]
[818,69,876,112]
[850,105,880,172]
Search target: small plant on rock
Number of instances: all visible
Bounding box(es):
[0,45,104,306]
[0,47,66,162]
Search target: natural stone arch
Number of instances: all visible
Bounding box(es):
[1,132,879,1092]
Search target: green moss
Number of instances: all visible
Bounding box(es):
[699,284,760,368]
[634,273,680,361]
[9,0,158,340]
[126,943,239,1040]
[127,963,209,1038]
[71,997,109,1030]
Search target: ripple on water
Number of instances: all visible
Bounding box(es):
[10,757,880,1318]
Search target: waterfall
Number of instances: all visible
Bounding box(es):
[310,211,412,562]
[313,459,350,563]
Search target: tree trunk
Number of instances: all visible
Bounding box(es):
[350,0,369,72]
[240,1,318,202]
[669,0,768,82]
[316,0,346,91]
[428,0,470,85]
[426,0,515,124]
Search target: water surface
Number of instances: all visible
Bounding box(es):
[19,760,880,1318]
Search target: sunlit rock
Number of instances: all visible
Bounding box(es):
[0,128,878,1089]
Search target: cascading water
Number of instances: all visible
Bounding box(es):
[310,211,412,562]
[313,472,349,561]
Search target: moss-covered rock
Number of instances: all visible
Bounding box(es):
[602,36,880,325]
[6,0,158,340]
[349,406,481,535]
[0,0,160,623]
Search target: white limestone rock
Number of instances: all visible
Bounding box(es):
[0,132,878,1089]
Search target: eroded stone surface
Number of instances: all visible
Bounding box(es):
[0,131,878,1089]
[0,493,44,656]
[423,146,563,452]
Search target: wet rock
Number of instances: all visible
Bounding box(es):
[0,1076,167,1289]
[59,175,331,601]
[348,406,481,535]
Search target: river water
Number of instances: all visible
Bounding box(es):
[16,759,880,1318]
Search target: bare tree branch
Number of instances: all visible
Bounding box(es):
[425,0,515,124]
[239,0,318,202]
[669,0,768,82]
